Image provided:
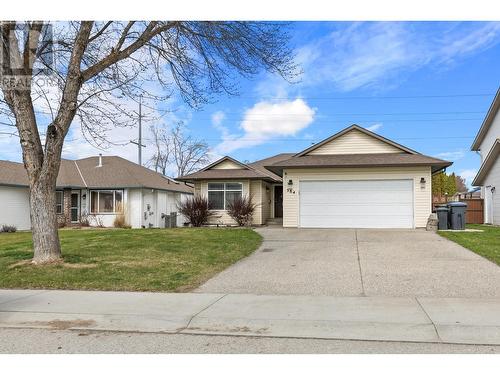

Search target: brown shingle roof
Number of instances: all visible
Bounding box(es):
[59,159,89,187]
[0,156,193,194]
[177,167,277,181]
[0,160,29,186]
[177,155,284,182]
[265,153,452,175]
[248,153,293,182]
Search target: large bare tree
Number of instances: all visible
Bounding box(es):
[170,122,209,177]
[147,122,209,177]
[147,124,170,175]
[0,21,297,264]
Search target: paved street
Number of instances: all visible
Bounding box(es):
[2,328,499,354]
[197,228,500,297]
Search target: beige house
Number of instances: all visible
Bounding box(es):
[179,125,452,228]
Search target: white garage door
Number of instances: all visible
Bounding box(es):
[299,180,414,228]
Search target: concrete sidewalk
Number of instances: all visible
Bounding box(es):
[1,289,500,346]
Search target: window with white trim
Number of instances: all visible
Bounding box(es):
[208,182,242,210]
[90,190,123,214]
[56,191,63,214]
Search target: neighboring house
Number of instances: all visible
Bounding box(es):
[179,125,452,229]
[472,88,500,225]
[0,155,193,230]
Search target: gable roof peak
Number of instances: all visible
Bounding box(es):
[294,124,419,157]
[194,155,250,173]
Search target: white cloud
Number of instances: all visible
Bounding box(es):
[366,123,383,132]
[214,99,315,154]
[438,22,500,64]
[211,111,225,127]
[210,110,230,139]
[434,150,466,161]
[458,169,478,187]
[292,22,500,92]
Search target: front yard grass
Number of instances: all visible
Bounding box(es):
[0,228,262,292]
[438,224,500,266]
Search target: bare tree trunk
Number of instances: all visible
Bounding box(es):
[0,21,295,264]
[29,177,61,264]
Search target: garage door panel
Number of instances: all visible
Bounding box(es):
[301,180,411,191]
[300,192,413,205]
[300,203,413,216]
[299,180,414,228]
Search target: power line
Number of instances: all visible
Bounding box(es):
[195,118,484,124]
[196,111,486,118]
[234,93,495,100]
[108,135,475,144]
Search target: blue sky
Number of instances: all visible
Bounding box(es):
[1,21,499,186]
[189,22,500,186]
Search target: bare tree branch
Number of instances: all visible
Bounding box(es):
[0,20,298,264]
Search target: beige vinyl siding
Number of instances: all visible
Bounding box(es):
[283,166,432,228]
[261,181,272,223]
[193,179,269,225]
[199,180,249,225]
[211,159,245,169]
[307,129,402,155]
[194,182,202,195]
[249,180,261,224]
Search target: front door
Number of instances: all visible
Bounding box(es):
[274,185,283,218]
[70,191,80,223]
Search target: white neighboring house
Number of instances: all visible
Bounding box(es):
[0,155,193,230]
[472,88,500,225]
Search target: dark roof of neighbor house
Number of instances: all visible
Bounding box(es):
[472,139,500,186]
[265,153,453,176]
[0,156,193,194]
[177,155,288,183]
[471,87,500,151]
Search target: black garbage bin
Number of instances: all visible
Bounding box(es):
[436,205,449,230]
[447,202,467,230]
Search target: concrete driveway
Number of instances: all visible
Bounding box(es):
[196,227,500,297]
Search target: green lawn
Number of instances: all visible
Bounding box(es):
[0,228,262,292]
[438,224,500,266]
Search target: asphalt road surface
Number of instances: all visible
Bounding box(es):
[1,328,499,354]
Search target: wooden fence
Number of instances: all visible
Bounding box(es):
[460,199,484,224]
[432,197,484,224]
